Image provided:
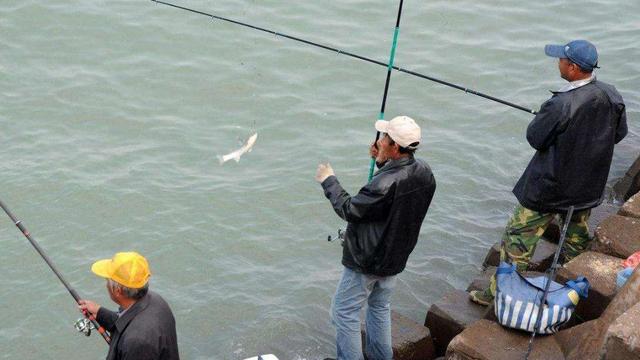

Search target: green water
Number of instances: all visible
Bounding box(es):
[1,1,638,359]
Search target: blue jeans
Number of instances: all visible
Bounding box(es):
[331,267,397,360]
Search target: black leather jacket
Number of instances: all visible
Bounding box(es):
[513,80,627,213]
[321,156,436,276]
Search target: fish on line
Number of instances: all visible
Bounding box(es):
[217,132,258,165]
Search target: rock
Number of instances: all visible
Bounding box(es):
[362,310,435,360]
[602,301,640,360]
[613,153,640,201]
[482,242,501,269]
[424,289,487,356]
[529,238,558,272]
[445,319,564,360]
[465,266,496,293]
[619,191,640,219]
[593,214,640,259]
[554,267,640,360]
[556,251,622,321]
[587,201,621,238]
[554,319,607,360]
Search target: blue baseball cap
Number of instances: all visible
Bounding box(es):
[544,40,599,71]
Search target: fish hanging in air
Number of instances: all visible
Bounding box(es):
[217,132,258,165]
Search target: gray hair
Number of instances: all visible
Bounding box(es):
[108,279,149,300]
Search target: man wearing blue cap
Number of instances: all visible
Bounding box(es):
[470,40,628,306]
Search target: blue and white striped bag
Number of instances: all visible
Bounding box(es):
[494,262,589,334]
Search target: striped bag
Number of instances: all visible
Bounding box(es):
[494,262,589,334]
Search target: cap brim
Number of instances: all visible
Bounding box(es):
[375,120,389,133]
[544,44,567,58]
[91,259,112,279]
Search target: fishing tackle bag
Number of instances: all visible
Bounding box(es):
[494,261,589,334]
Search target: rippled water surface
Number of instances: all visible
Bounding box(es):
[1,1,638,359]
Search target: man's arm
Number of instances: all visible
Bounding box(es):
[526,97,564,151]
[320,175,390,223]
[615,103,628,144]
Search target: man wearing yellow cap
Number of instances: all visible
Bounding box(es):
[78,252,180,360]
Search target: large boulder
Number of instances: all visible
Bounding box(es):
[445,320,564,360]
[613,153,640,201]
[424,289,487,356]
[592,214,640,259]
[619,191,640,219]
[555,267,640,360]
[362,310,435,360]
[602,301,640,360]
[556,251,621,321]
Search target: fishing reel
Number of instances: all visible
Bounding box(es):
[327,228,345,245]
[74,317,96,337]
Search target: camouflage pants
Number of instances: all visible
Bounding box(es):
[489,204,591,296]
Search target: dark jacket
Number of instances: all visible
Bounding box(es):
[321,156,436,276]
[513,80,627,213]
[97,291,180,360]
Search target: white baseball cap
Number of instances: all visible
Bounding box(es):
[374,116,421,149]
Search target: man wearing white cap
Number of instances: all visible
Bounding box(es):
[316,116,436,360]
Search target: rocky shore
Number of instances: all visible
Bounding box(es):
[372,154,640,360]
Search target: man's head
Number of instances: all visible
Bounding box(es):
[544,40,598,81]
[91,252,151,304]
[374,116,421,164]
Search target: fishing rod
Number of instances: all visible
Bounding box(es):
[368,0,404,181]
[0,199,111,344]
[524,205,575,360]
[151,0,538,115]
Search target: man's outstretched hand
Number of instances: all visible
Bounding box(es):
[315,163,335,183]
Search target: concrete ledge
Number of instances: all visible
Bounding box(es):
[556,251,621,321]
[593,214,640,259]
[618,191,640,219]
[424,289,486,356]
[445,320,563,360]
[602,301,640,360]
[363,310,435,360]
[587,202,621,237]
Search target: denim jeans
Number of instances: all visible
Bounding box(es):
[331,267,397,360]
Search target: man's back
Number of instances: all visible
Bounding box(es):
[513,79,627,213]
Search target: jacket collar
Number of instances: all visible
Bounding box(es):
[375,156,414,175]
[114,292,151,333]
[553,73,596,94]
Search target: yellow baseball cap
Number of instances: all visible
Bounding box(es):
[91,252,151,289]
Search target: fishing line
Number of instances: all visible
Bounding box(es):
[151,0,537,115]
[0,199,111,344]
[368,0,404,181]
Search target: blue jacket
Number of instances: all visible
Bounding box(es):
[513,80,627,213]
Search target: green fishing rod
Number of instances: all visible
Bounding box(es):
[0,199,111,344]
[151,0,537,115]
[368,0,404,181]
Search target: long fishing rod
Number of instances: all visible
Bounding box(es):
[368,0,404,181]
[524,205,575,360]
[0,199,111,344]
[151,0,537,115]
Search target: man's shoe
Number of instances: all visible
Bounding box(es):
[469,289,493,306]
